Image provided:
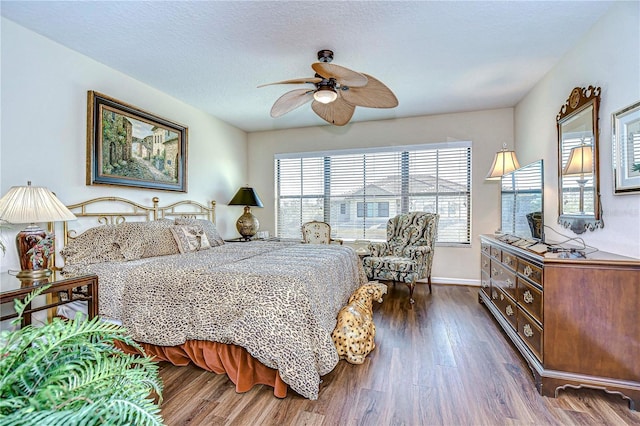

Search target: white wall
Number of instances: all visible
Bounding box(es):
[515,2,640,258]
[248,109,514,283]
[0,18,248,272]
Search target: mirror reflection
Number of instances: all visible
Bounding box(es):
[557,86,603,234]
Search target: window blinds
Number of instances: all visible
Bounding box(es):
[275,142,472,244]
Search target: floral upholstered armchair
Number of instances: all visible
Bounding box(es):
[362,212,439,304]
[301,221,343,245]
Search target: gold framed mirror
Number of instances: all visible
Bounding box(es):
[556,86,603,234]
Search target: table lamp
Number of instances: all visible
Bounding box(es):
[486,144,521,235]
[486,144,521,180]
[228,186,263,240]
[0,181,77,280]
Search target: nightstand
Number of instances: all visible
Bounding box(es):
[0,272,98,327]
[224,237,255,242]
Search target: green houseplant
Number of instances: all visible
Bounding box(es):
[0,286,164,425]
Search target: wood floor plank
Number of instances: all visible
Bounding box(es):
[159,284,640,425]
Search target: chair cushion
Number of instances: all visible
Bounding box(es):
[362,255,418,284]
[362,256,418,273]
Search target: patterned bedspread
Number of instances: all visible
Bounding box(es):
[67,241,366,399]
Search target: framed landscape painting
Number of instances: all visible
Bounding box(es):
[87,91,188,192]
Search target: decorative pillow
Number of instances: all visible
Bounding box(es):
[174,218,224,246]
[141,219,180,258]
[60,225,124,266]
[170,225,212,253]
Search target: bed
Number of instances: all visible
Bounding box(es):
[55,196,366,400]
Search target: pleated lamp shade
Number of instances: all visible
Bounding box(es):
[486,149,521,180]
[0,182,76,224]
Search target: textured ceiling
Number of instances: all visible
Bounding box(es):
[1,1,614,132]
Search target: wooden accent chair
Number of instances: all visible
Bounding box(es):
[301,221,343,245]
[362,212,439,304]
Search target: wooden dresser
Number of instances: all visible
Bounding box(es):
[479,234,640,410]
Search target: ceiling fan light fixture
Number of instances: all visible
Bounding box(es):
[313,86,338,104]
[259,49,397,126]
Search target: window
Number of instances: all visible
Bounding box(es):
[356,202,389,218]
[378,202,389,217]
[275,142,472,244]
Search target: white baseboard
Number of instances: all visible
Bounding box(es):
[416,277,481,287]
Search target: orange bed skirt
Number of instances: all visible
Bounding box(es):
[115,340,288,398]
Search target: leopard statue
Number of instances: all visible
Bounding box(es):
[332,281,387,364]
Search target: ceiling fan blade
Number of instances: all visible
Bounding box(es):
[258,77,323,88]
[340,74,399,108]
[311,95,356,126]
[311,63,368,87]
[270,89,314,118]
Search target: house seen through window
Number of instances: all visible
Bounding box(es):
[275,141,472,244]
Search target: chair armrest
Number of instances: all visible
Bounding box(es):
[368,242,390,256]
[404,245,431,262]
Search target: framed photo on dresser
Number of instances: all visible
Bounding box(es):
[86,91,188,192]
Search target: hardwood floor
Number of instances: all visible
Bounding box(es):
[158,284,640,425]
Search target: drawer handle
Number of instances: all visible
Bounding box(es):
[523,324,534,338]
[492,290,498,300]
[483,260,488,268]
[492,267,499,276]
[500,293,504,301]
[506,305,514,316]
[506,278,513,288]
[523,265,533,277]
[523,290,534,304]
[504,255,512,265]
[482,280,488,288]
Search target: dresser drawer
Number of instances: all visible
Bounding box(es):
[517,308,543,362]
[517,258,543,287]
[517,277,543,324]
[481,270,491,298]
[501,251,517,271]
[481,253,490,276]
[494,288,517,329]
[490,246,501,261]
[491,261,517,299]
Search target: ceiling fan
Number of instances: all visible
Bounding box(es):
[258,50,398,126]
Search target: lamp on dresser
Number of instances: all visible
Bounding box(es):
[0,181,76,280]
[486,144,521,180]
[485,144,521,234]
[228,186,263,240]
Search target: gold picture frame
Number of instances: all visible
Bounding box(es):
[86,91,188,192]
